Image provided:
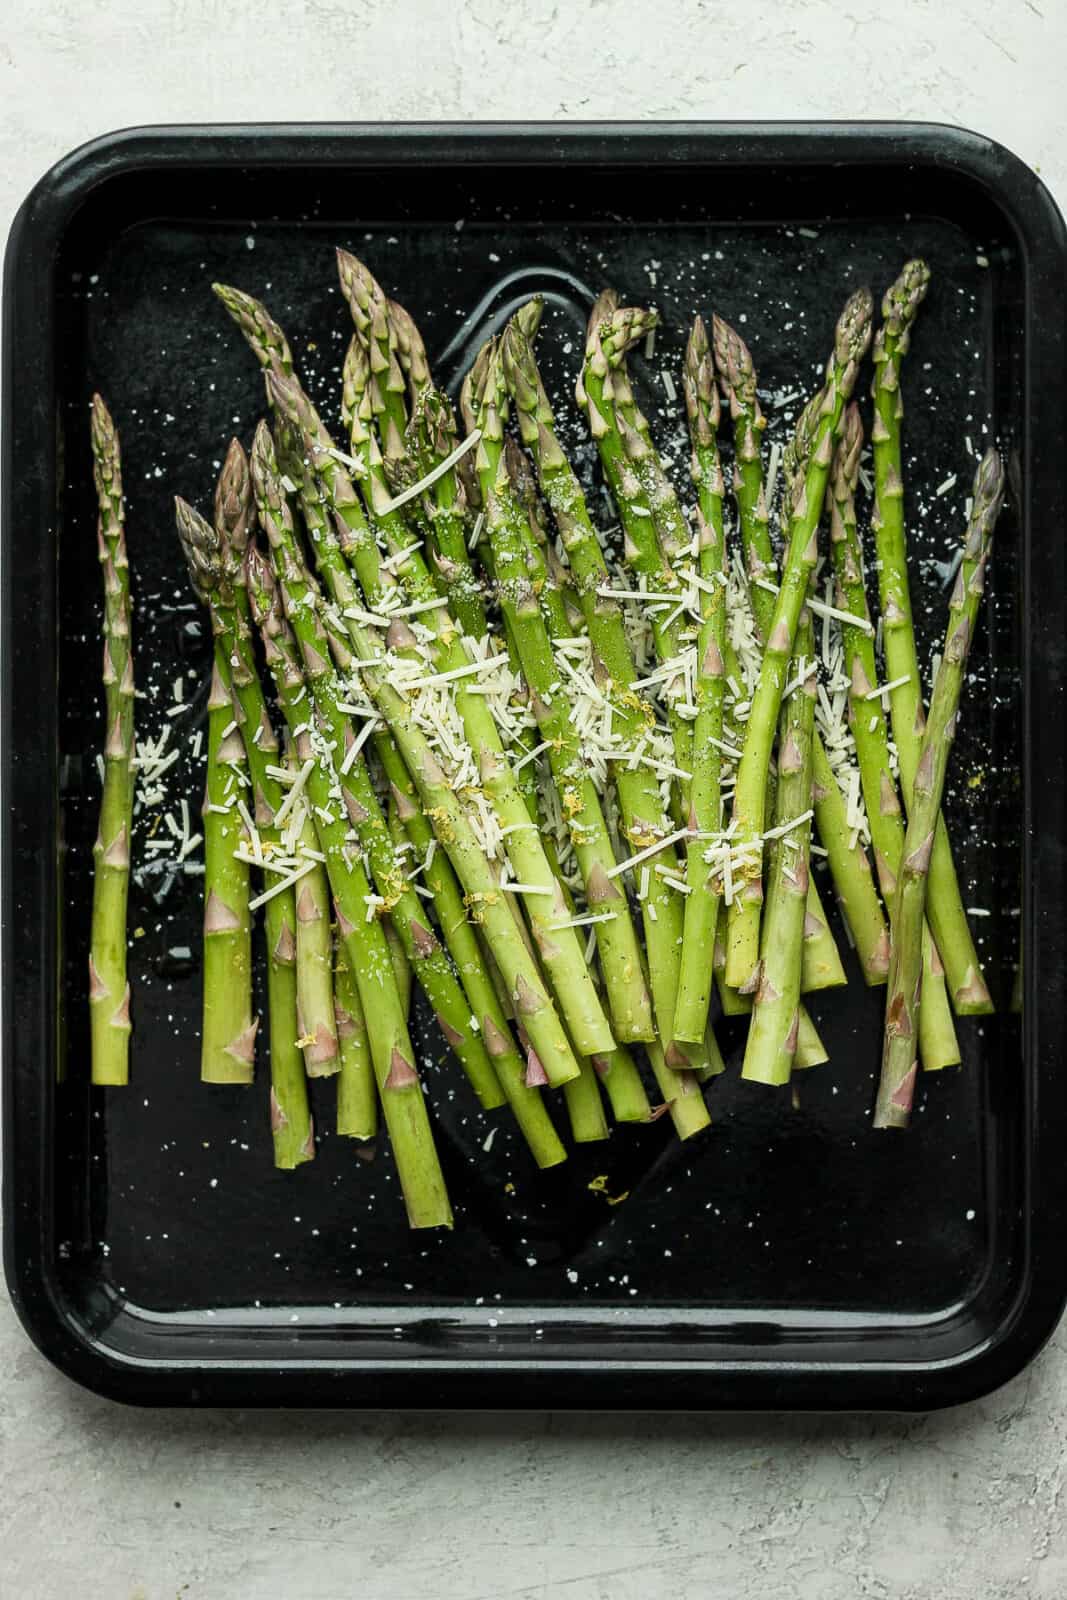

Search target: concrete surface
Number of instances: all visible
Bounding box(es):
[2,3,1066,1597]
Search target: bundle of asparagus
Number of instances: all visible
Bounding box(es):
[86,250,1004,1231]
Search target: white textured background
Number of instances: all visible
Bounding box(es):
[2,4,1066,1598]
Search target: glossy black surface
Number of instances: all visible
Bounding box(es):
[3,123,1065,1408]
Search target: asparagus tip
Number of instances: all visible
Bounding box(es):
[881,258,932,334]
[175,496,220,599]
[386,296,432,389]
[834,285,875,368]
[513,295,544,344]
[683,314,719,442]
[214,437,254,567]
[831,402,864,499]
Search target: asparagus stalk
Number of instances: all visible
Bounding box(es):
[261,897,314,1169]
[200,651,256,1083]
[870,260,993,1014]
[88,395,134,1085]
[197,442,259,1085]
[674,317,726,1044]
[501,318,706,1100]
[742,610,818,1086]
[468,342,655,1045]
[250,422,505,1112]
[245,546,452,1227]
[828,405,959,1071]
[875,451,1004,1127]
[176,488,313,1168]
[713,317,885,987]
[333,935,377,1140]
[290,752,340,1077]
[724,287,873,988]
[384,919,413,1020]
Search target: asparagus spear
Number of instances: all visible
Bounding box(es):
[197,443,259,1085]
[468,342,655,1045]
[742,610,817,1086]
[724,287,873,988]
[88,395,134,1085]
[675,317,726,1044]
[290,750,340,1078]
[200,654,256,1083]
[245,545,452,1226]
[333,936,377,1140]
[713,317,885,987]
[176,490,313,1169]
[384,919,413,1020]
[250,421,505,1113]
[875,451,1004,1127]
[870,260,992,1014]
[828,405,959,1071]
[500,319,711,1121]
